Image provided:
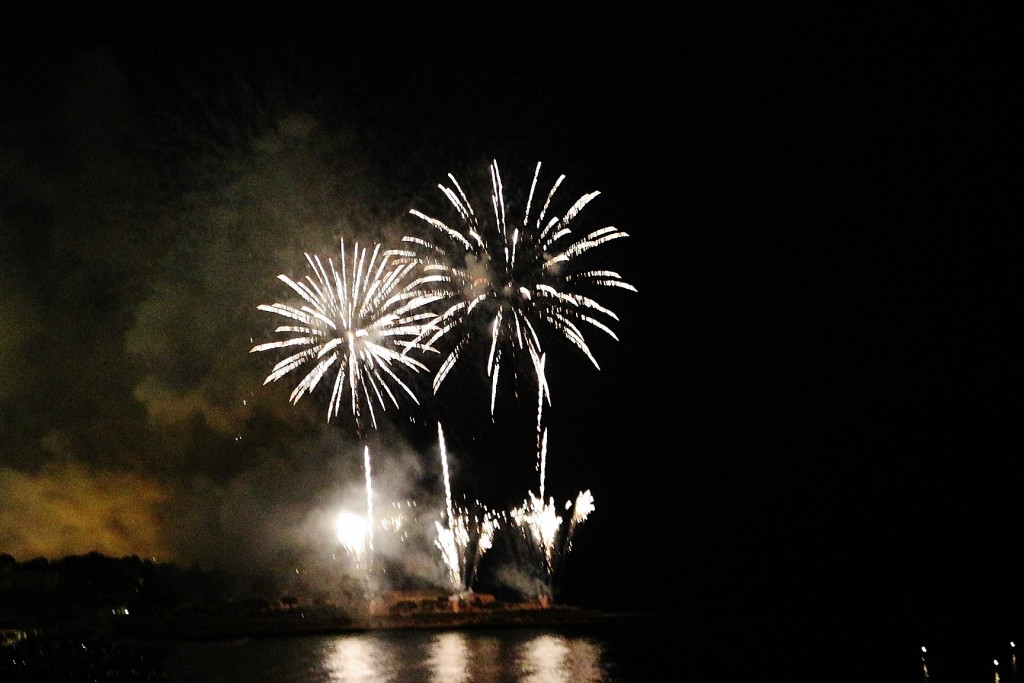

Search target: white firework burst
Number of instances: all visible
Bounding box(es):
[404,159,636,415]
[251,239,439,433]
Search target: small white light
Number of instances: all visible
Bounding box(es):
[995,660,1000,666]
[922,646,927,653]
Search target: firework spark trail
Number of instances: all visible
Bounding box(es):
[250,239,439,434]
[508,428,595,604]
[405,160,635,416]
[535,352,548,458]
[379,500,419,543]
[538,424,548,502]
[433,424,500,594]
[363,446,374,557]
[438,423,454,527]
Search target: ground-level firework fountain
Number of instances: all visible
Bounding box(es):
[433,424,500,608]
[507,429,595,606]
[334,446,377,599]
[326,427,594,611]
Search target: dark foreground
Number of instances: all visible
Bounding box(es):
[122,601,621,640]
[1,602,639,681]
[5,612,1019,682]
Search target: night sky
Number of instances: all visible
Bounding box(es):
[1,1,1018,673]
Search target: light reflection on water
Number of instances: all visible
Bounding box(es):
[520,634,605,683]
[323,636,393,681]
[163,627,615,683]
[425,631,471,682]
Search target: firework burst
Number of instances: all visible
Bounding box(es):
[404,160,636,415]
[251,239,439,434]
